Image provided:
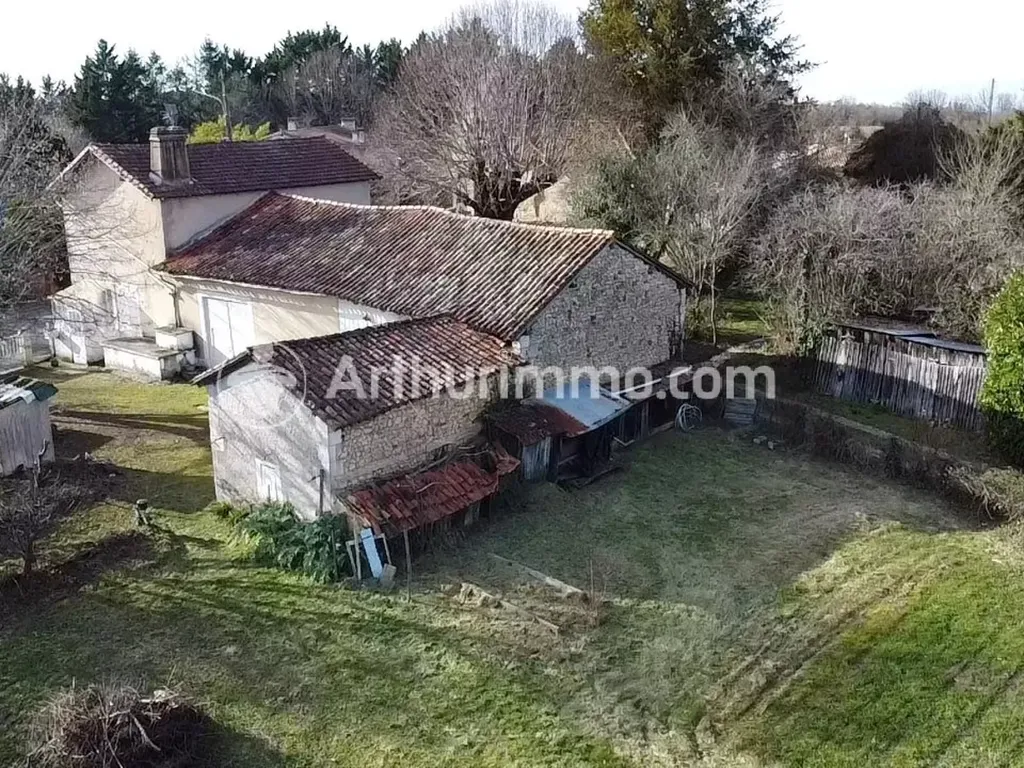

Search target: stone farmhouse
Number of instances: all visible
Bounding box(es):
[177,192,688,526]
[54,129,690,557]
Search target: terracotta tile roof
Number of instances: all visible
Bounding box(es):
[84,137,378,199]
[193,316,518,430]
[163,192,635,340]
[346,449,520,536]
[489,402,588,445]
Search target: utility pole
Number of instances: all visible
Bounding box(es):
[220,71,233,143]
[988,78,996,125]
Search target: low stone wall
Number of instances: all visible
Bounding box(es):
[753,395,1023,521]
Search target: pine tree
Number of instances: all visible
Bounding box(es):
[69,41,165,142]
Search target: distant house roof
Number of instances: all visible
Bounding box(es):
[61,137,379,200]
[193,316,518,430]
[0,374,58,411]
[346,448,520,537]
[164,192,684,340]
[268,124,363,144]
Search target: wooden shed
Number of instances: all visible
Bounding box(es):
[812,320,987,430]
[0,374,58,475]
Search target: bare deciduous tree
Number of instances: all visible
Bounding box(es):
[575,109,771,341]
[371,0,597,220]
[0,84,69,314]
[276,47,376,128]
[747,138,1024,350]
[0,468,84,577]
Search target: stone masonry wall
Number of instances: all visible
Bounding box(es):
[524,244,686,374]
[330,384,495,492]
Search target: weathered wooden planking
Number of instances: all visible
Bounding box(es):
[812,327,987,431]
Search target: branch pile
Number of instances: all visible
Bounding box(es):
[28,683,210,768]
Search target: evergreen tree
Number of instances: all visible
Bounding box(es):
[259,24,349,83]
[373,39,405,90]
[580,0,809,133]
[69,41,165,142]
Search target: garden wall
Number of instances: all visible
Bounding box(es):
[753,395,1023,521]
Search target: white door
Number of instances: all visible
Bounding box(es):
[204,297,254,366]
[257,460,282,502]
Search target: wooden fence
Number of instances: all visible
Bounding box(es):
[0,333,30,373]
[812,323,987,431]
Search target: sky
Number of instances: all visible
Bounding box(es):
[1,0,1022,106]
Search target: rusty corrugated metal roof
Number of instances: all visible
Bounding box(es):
[193,316,518,430]
[80,137,378,199]
[164,192,621,341]
[346,450,520,537]
[489,402,588,445]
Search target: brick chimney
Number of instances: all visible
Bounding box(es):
[149,126,191,185]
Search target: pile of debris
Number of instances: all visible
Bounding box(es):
[28,683,210,768]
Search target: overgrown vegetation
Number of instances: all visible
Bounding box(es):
[232,501,349,583]
[746,135,1024,349]
[0,467,87,576]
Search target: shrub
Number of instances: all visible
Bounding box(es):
[747,168,1024,350]
[27,682,209,768]
[980,272,1024,464]
[236,502,348,583]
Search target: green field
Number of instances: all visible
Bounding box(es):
[3,369,1024,766]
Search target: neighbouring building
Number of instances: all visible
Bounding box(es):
[51,127,378,367]
[514,177,572,225]
[0,374,57,476]
[268,117,368,159]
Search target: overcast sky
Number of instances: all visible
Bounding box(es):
[2,0,1022,106]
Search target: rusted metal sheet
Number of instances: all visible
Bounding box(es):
[489,402,587,445]
[812,324,987,431]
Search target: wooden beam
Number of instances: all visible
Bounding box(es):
[488,553,585,597]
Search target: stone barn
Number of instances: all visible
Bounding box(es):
[193,316,521,522]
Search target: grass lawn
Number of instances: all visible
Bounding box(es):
[4,368,1024,766]
[714,296,769,346]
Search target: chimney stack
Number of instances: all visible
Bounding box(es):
[149,126,191,185]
